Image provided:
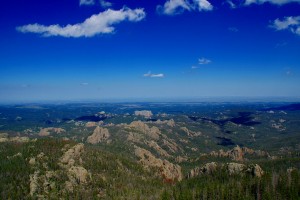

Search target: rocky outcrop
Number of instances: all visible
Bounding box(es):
[60,143,84,167]
[227,162,245,175]
[145,140,171,158]
[180,127,202,137]
[29,171,40,196]
[207,145,270,161]
[188,162,218,178]
[68,166,89,184]
[28,143,90,197]
[148,119,176,127]
[248,164,264,178]
[134,146,182,181]
[85,121,103,127]
[134,110,153,118]
[0,135,30,143]
[129,121,161,140]
[163,139,179,153]
[188,162,264,178]
[175,156,188,163]
[230,146,244,161]
[60,144,90,192]
[65,165,90,192]
[127,132,143,143]
[38,127,65,136]
[86,126,110,144]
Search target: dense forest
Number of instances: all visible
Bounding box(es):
[1,139,300,199]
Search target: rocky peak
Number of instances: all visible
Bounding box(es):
[87,126,110,144]
[134,146,182,182]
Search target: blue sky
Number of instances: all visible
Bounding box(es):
[0,0,300,102]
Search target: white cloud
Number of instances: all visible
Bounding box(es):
[158,0,191,15]
[270,16,300,36]
[157,0,213,15]
[143,71,165,78]
[16,7,146,38]
[199,57,211,64]
[100,0,112,8]
[194,0,213,11]
[80,0,95,6]
[80,82,89,86]
[191,66,199,69]
[244,0,300,5]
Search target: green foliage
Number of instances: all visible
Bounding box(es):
[0,139,164,199]
[164,168,300,200]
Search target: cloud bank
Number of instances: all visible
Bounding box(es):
[16,7,146,38]
[270,16,300,36]
[158,0,213,15]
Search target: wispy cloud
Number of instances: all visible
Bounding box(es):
[275,41,287,48]
[80,0,95,6]
[244,0,300,5]
[21,84,31,88]
[80,82,89,86]
[226,0,237,8]
[157,0,213,15]
[228,27,239,32]
[191,66,199,69]
[198,57,211,64]
[270,16,300,36]
[286,70,292,76]
[100,0,112,8]
[16,7,146,38]
[143,71,165,78]
[80,0,112,8]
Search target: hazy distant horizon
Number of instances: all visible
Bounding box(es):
[1,96,300,104]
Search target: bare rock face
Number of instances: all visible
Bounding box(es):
[188,162,218,178]
[85,121,103,127]
[146,140,171,158]
[29,171,39,196]
[60,143,84,167]
[38,127,65,136]
[87,126,110,144]
[208,146,270,161]
[230,146,244,161]
[129,121,161,140]
[0,137,9,143]
[68,166,89,184]
[227,162,245,175]
[163,139,179,153]
[167,119,176,127]
[59,144,90,192]
[134,110,153,118]
[247,164,264,178]
[29,157,36,165]
[134,146,182,181]
[148,126,161,140]
[175,156,188,163]
[0,136,30,143]
[180,127,202,137]
[188,162,264,178]
[149,119,176,127]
